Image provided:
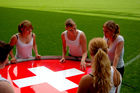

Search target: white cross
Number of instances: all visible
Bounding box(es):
[13,66,84,91]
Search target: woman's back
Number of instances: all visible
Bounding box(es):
[77,66,121,93]
[77,37,121,93]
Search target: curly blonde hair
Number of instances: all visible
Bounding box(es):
[89,37,111,93]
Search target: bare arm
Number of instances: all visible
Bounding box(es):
[113,66,121,87]
[113,41,124,67]
[9,35,17,63]
[80,32,87,70]
[60,32,67,62]
[32,33,41,59]
[0,81,14,93]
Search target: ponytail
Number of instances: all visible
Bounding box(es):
[89,37,112,93]
[18,23,23,33]
[92,49,111,93]
[115,24,120,35]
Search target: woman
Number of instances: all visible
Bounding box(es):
[77,38,121,93]
[103,20,124,77]
[60,18,87,70]
[0,41,14,93]
[9,20,41,63]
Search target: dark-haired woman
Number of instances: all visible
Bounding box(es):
[9,20,41,63]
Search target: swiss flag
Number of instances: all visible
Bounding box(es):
[0,59,90,93]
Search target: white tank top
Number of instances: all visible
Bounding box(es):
[110,66,116,93]
[64,30,82,56]
[15,34,33,59]
[104,35,124,68]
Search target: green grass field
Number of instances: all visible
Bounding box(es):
[0,0,140,93]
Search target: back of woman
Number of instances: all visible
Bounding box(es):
[77,38,121,93]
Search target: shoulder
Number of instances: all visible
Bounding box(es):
[61,31,67,38]
[78,30,86,39]
[32,33,35,37]
[32,33,36,41]
[103,36,108,42]
[78,30,85,35]
[81,74,89,80]
[0,81,14,93]
[61,31,65,35]
[10,34,18,46]
[61,31,67,35]
[116,35,124,42]
[78,74,93,93]
[79,74,92,85]
[11,34,18,40]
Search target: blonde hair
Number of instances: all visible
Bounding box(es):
[104,20,120,39]
[89,37,111,93]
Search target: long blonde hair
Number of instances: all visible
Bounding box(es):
[89,37,111,93]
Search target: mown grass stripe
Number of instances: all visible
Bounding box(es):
[125,54,140,67]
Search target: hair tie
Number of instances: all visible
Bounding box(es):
[98,48,102,50]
